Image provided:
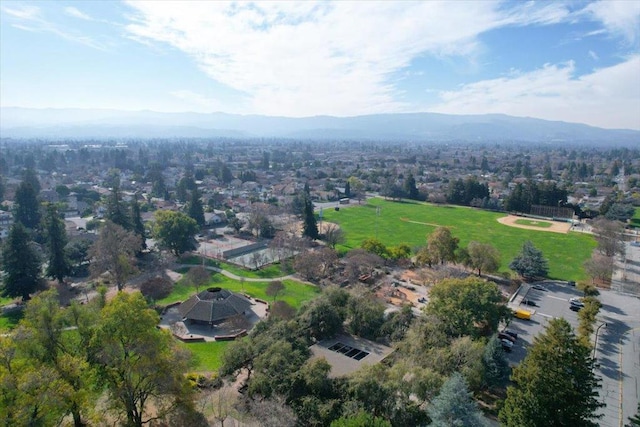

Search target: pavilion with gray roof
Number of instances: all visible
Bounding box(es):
[178,287,253,327]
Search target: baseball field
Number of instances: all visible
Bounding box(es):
[321,198,596,282]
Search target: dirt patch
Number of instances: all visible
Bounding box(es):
[399,217,448,228]
[497,215,571,234]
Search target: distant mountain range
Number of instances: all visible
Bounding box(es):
[1,107,638,144]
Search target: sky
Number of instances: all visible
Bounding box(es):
[1,0,639,130]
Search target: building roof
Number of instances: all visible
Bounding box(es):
[178,287,253,324]
[309,334,394,378]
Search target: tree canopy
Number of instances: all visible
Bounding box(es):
[428,372,487,427]
[89,221,142,291]
[509,240,549,279]
[1,222,41,300]
[425,277,508,337]
[44,204,71,283]
[499,317,603,427]
[153,210,199,256]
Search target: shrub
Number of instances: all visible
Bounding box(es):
[140,276,174,301]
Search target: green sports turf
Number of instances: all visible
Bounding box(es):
[322,198,596,282]
[514,219,553,228]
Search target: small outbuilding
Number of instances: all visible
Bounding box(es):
[178,287,253,327]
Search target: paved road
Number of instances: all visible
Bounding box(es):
[506,282,640,426]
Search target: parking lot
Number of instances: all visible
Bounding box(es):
[505,281,640,427]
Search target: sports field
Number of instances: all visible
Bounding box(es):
[321,198,596,281]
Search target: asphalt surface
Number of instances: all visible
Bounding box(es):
[505,281,640,427]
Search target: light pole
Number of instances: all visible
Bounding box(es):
[592,322,607,362]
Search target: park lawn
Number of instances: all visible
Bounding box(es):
[160,271,319,309]
[180,255,285,279]
[0,296,15,307]
[178,340,232,372]
[323,198,596,282]
[0,309,23,333]
[514,219,553,228]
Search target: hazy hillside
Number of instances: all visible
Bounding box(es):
[2,107,638,143]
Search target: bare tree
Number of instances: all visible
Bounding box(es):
[592,218,625,257]
[583,252,614,285]
[89,221,142,291]
[323,223,345,249]
[265,280,285,302]
[183,265,210,293]
[292,248,338,281]
[343,248,384,282]
[270,301,296,320]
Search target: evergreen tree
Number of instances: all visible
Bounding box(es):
[404,172,419,200]
[482,335,510,389]
[130,196,147,250]
[509,240,549,279]
[105,185,130,230]
[302,195,319,240]
[344,180,351,198]
[187,189,205,227]
[21,167,41,193]
[428,372,487,427]
[44,204,71,283]
[14,180,41,229]
[1,222,41,300]
[0,174,5,202]
[500,318,603,427]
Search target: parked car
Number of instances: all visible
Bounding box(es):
[570,297,584,311]
[500,339,513,352]
[502,329,518,340]
[522,299,537,307]
[498,332,516,343]
[531,284,545,291]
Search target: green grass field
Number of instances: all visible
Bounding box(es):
[159,271,319,309]
[322,198,596,281]
[514,219,553,228]
[178,340,232,372]
[180,255,285,279]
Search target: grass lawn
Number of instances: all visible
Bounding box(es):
[159,271,319,309]
[178,340,232,372]
[514,219,553,228]
[180,255,285,279]
[323,198,596,282]
[0,296,15,307]
[0,309,23,333]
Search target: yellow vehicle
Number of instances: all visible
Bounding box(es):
[514,308,532,320]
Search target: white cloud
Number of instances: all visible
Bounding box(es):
[431,56,640,130]
[588,50,599,60]
[64,6,93,21]
[2,4,107,50]
[123,1,576,117]
[584,1,640,46]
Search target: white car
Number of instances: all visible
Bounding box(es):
[500,338,514,352]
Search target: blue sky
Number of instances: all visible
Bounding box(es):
[1,0,639,129]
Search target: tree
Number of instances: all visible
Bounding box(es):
[628,403,640,427]
[229,216,244,234]
[90,292,191,427]
[331,411,391,427]
[183,265,210,292]
[361,237,389,258]
[592,218,625,257]
[427,227,459,265]
[13,180,40,229]
[482,335,510,389]
[584,252,614,285]
[605,203,635,222]
[1,222,41,300]
[323,223,345,249]
[404,172,419,200]
[153,210,198,256]
[466,241,500,276]
[266,280,285,302]
[509,240,548,279]
[428,372,487,427]
[13,290,95,426]
[302,195,319,240]
[139,276,174,301]
[44,204,71,283]
[425,277,509,337]
[187,189,205,227]
[105,181,130,230]
[130,196,147,250]
[499,318,603,427]
[347,293,385,339]
[299,298,343,340]
[89,221,142,291]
